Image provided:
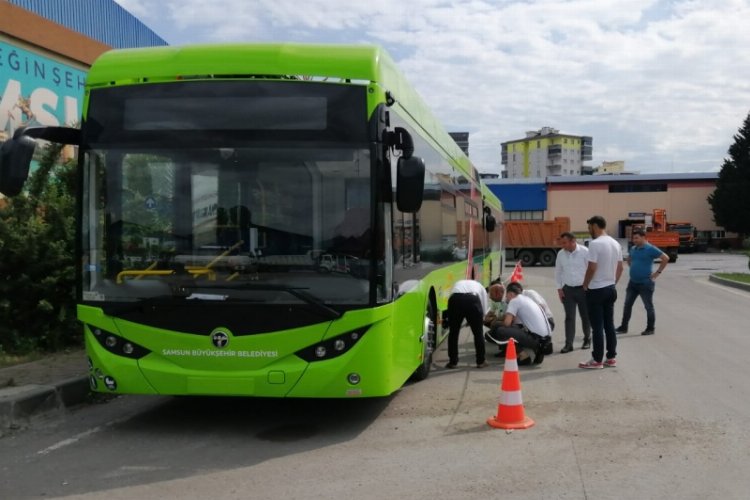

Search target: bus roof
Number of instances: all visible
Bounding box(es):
[87,43,401,86]
[87,43,500,209]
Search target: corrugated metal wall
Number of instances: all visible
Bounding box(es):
[8,0,167,48]
[487,183,548,212]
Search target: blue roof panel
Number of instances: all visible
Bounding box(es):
[9,0,167,48]
[486,182,547,211]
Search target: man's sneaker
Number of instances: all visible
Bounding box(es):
[578,359,604,369]
[615,326,628,334]
[603,358,617,367]
[560,345,574,354]
[641,329,655,335]
[476,361,488,369]
[445,362,458,369]
[581,339,591,350]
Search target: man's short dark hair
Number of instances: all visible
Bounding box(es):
[560,231,576,240]
[506,282,524,295]
[586,215,607,229]
[631,228,646,237]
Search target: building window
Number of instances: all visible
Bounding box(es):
[506,210,544,221]
[608,183,668,193]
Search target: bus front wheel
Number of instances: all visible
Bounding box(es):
[412,300,436,381]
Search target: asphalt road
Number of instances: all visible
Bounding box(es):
[1,253,749,500]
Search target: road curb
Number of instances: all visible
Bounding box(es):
[709,274,750,292]
[0,376,90,429]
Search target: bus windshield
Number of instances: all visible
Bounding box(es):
[80,82,374,306]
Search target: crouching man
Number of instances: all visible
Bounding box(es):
[484,282,552,365]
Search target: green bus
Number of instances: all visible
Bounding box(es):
[0,44,503,398]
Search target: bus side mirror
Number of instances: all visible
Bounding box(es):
[0,125,80,197]
[396,156,425,213]
[0,133,37,196]
[485,213,496,232]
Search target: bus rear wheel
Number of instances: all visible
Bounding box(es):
[412,300,436,381]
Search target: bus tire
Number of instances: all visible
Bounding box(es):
[412,300,436,381]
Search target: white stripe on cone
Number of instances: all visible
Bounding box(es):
[504,358,518,371]
[500,390,523,406]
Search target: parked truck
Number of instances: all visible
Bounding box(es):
[666,221,697,253]
[504,217,570,266]
[631,209,680,262]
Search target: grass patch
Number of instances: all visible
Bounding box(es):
[715,273,750,284]
[0,352,46,369]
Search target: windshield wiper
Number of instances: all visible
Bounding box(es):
[100,294,186,316]
[100,287,270,316]
[189,283,342,320]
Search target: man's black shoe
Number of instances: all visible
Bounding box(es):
[615,326,628,334]
[533,343,545,365]
[560,345,574,354]
[543,340,553,355]
[641,329,655,335]
[581,339,591,349]
[517,356,532,366]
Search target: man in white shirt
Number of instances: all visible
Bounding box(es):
[579,216,624,370]
[555,232,591,353]
[445,279,492,369]
[485,282,552,365]
[523,288,555,332]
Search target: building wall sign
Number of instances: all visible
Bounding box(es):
[0,41,86,141]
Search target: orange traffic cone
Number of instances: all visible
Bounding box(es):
[487,339,535,429]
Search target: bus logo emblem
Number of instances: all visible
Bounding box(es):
[211,331,230,348]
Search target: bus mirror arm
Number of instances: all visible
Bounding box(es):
[22,125,81,145]
[387,127,414,159]
[0,126,81,197]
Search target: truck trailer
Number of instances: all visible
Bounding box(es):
[504,217,570,266]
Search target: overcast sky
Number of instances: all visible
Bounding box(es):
[113,0,750,175]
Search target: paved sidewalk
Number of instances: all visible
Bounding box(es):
[0,349,89,431]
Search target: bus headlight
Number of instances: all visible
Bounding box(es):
[87,325,151,360]
[294,326,369,362]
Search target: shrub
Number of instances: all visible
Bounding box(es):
[0,143,80,354]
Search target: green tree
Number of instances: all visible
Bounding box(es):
[0,143,79,354]
[708,112,750,238]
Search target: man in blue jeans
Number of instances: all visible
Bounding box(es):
[616,229,669,336]
[579,215,623,369]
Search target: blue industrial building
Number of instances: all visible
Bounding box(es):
[7,0,166,48]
